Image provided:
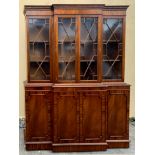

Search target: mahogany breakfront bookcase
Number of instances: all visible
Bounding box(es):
[24,4,130,152]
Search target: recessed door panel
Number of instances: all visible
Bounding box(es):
[80,91,106,142]
[54,92,79,143]
[107,91,129,139]
[26,91,51,141]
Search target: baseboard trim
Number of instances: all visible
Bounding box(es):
[25,141,52,150]
[106,140,130,148]
[52,143,108,152]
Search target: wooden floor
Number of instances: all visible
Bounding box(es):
[19,122,135,155]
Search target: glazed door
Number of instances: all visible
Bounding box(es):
[54,16,77,82]
[102,17,124,81]
[80,17,99,81]
[107,89,129,140]
[53,90,79,143]
[25,90,52,142]
[27,17,52,82]
[54,16,102,82]
[79,90,106,142]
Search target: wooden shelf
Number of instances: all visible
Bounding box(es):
[58,56,75,63]
[29,41,49,43]
[30,56,50,62]
[81,41,98,44]
[103,59,121,62]
[80,60,96,62]
[58,75,75,78]
[80,74,97,77]
[103,40,122,43]
[58,41,75,44]
[30,60,50,62]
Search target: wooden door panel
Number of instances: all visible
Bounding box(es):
[80,91,106,142]
[54,92,79,143]
[107,90,129,139]
[26,91,51,141]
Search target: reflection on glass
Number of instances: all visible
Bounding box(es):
[102,18,123,80]
[29,18,50,80]
[29,19,49,42]
[58,18,76,81]
[80,17,98,80]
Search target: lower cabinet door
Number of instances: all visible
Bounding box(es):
[25,90,52,142]
[53,90,106,144]
[53,91,79,143]
[107,89,129,140]
[80,91,106,142]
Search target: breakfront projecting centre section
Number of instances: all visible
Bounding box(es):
[24,4,130,152]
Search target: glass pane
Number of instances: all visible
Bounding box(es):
[29,19,49,42]
[30,62,50,80]
[102,18,123,80]
[28,18,50,80]
[58,17,76,81]
[80,17,98,80]
[30,42,49,61]
[102,57,122,79]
